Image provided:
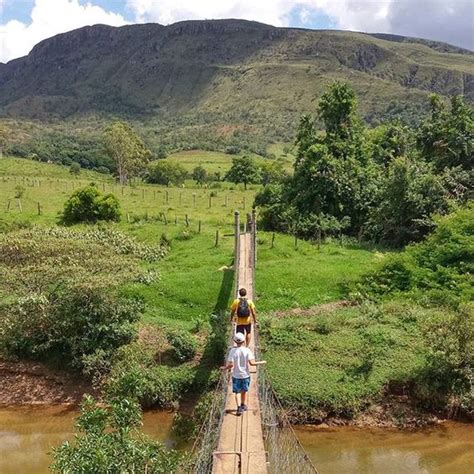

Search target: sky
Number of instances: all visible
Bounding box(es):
[0,0,473,63]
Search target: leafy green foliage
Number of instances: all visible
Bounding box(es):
[0,287,142,371]
[166,329,197,362]
[415,305,473,413]
[418,94,474,171]
[368,157,453,246]
[147,160,188,186]
[192,165,208,186]
[356,205,474,307]
[51,395,182,473]
[103,121,151,185]
[69,162,81,175]
[256,83,472,247]
[62,184,121,224]
[225,155,261,189]
[106,342,195,408]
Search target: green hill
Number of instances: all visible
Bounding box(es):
[1,19,473,154]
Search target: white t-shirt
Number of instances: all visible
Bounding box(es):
[227,346,254,379]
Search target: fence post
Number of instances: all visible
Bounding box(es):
[174,215,178,225]
[17,199,22,213]
[127,212,130,223]
[215,229,219,247]
[162,213,168,225]
[37,202,41,215]
[142,189,145,200]
[179,193,182,206]
[165,190,169,204]
[6,199,11,212]
[209,195,212,208]
[198,220,202,233]
[193,193,196,207]
[271,232,275,249]
[185,214,190,227]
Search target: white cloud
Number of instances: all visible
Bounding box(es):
[0,0,127,62]
[127,0,473,50]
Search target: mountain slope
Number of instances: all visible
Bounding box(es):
[0,19,473,149]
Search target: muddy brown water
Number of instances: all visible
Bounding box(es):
[1,407,473,473]
[0,406,180,474]
[295,422,474,474]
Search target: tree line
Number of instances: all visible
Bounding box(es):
[254,82,473,247]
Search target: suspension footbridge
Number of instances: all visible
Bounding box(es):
[193,211,317,474]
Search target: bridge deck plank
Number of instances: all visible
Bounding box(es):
[212,233,267,474]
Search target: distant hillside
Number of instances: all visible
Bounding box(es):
[0,19,473,152]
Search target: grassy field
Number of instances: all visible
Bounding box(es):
[1,155,390,417]
[167,149,294,174]
[260,301,430,421]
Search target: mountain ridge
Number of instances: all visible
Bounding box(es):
[1,19,473,143]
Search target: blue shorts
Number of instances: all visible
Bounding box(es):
[232,377,250,393]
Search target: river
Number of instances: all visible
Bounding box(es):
[295,423,474,474]
[0,406,180,474]
[1,406,473,473]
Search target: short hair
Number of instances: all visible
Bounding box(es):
[239,288,247,296]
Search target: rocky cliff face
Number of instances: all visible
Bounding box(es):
[0,19,472,120]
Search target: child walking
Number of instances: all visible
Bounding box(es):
[220,332,266,416]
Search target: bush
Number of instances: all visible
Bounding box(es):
[166,330,197,362]
[62,184,121,224]
[69,162,81,175]
[0,287,142,372]
[356,205,474,307]
[51,395,182,473]
[106,342,195,407]
[147,160,187,186]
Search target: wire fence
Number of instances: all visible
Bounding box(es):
[191,369,229,474]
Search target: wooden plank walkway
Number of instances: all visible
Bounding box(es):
[212,232,267,474]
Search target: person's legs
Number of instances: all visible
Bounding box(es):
[245,323,251,347]
[241,390,246,407]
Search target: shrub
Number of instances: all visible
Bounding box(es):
[0,287,142,372]
[51,395,182,473]
[62,184,121,224]
[356,205,474,307]
[166,330,197,362]
[147,160,187,186]
[106,342,195,407]
[69,162,81,175]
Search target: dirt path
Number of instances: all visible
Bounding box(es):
[0,359,93,406]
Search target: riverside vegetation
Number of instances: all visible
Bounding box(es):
[0,81,472,470]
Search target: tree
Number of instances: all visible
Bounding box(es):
[225,155,261,189]
[62,184,121,224]
[51,396,182,473]
[260,160,288,186]
[147,160,187,186]
[369,157,452,246]
[192,165,207,186]
[368,121,414,167]
[418,94,474,171]
[317,82,364,162]
[103,121,151,185]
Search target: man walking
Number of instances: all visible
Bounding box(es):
[230,287,256,347]
[221,332,266,416]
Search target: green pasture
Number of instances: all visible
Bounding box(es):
[260,302,430,420]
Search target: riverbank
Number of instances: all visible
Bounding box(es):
[0,359,93,406]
